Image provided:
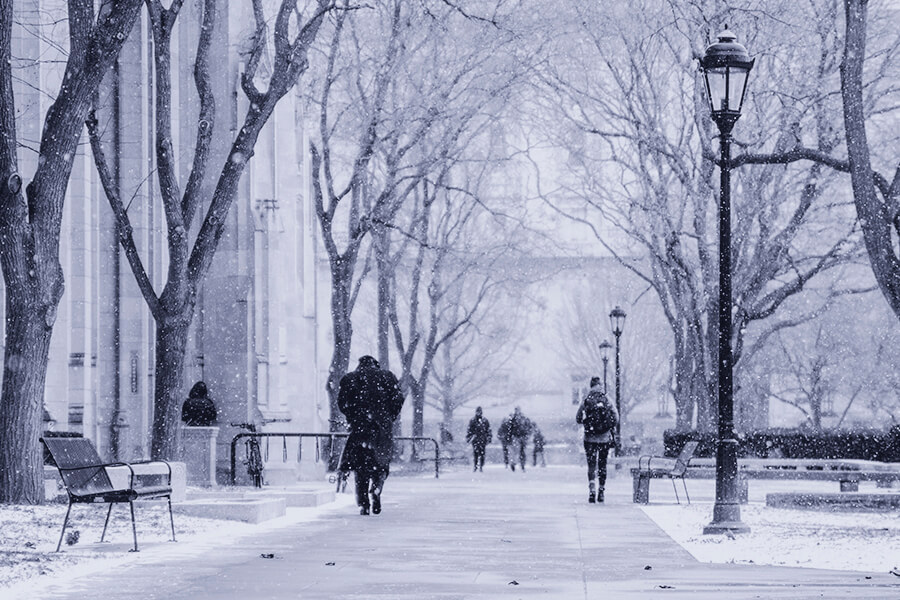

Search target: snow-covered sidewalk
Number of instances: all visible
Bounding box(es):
[2,466,898,598]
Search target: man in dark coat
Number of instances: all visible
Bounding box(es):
[497,417,512,468]
[507,406,533,472]
[465,406,492,472]
[338,355,405,515]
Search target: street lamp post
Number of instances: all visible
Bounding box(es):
[598,340,612,393]
[700,28,754,535]
[609,307,626,455]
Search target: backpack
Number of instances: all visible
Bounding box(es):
[582,394,616,436]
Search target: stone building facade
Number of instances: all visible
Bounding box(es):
[9,2,324,483]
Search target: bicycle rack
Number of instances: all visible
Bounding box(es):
[230,432,440,485]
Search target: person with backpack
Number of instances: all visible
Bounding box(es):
[575,376,618,503]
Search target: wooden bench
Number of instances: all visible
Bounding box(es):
[42,437,176,552]
[632,456,900,504]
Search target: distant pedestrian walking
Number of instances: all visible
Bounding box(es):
[576,377,618,503]
[532,427,546,467]
[338,355,405,516]
[181,381,217,426]
[465,407,492,472]
[506,407,533,472]
[498,417,512,468]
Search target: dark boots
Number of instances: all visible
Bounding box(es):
[371,486,382,515]
[588,482,605,504]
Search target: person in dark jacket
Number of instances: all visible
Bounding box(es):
[498,417,512,468]
[532,426,546,467]
[338,355,405,515]
[576,377,618,503]
[181,381,217,426]
[465,407,492,472]
[506,406,533,472]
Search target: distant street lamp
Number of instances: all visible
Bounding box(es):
[700,28,754,535]
[609,306,626,455]
[598,340,612,393]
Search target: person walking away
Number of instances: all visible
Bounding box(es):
[465,407,492,472]
[338,355,405,515]
[181,381,217,426]
[532,426,546,467]
[576,377,618,503]
[507,407,533,472]
[498,417,512,468]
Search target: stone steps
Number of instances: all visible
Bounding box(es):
[174,486,336,523]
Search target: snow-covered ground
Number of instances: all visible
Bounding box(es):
[0,474,897,594]
[640,477,900,575]
[0,492,356,594]
[643,502,900,573]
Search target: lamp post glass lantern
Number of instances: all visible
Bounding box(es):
[598,340,612,393]
[701,28,753,535]
[609,306,626,455]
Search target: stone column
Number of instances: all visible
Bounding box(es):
[180,426,220,487]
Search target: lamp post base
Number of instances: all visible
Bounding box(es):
[703,502,750,535]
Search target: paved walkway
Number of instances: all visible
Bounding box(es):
[19,466,900,599]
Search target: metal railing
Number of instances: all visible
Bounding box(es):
[230,432,440,484]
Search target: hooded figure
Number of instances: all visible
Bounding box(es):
[181,381,217,426]
[338,355,405,515]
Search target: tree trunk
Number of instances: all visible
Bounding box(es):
[150,311,193,460]
[0,294,57,503]
[0,0,143,504]
[375,229,391,368]
[841,0,900,319]
[411,378,425,439]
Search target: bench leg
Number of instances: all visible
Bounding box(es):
[671,478,680,504]
[739,477,748,504]
[633,474,650,504]
[100,502,114,543]
[168,497,177,542]
[129,501,139,552]
[56,502,73,552]
[840,480,859,492]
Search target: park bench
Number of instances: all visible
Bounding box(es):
[41,437,176,552]
[631,455,900,504]
[633,441,700,504]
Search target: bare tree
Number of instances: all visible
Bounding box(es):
[0,0,143,504]
[428,295,526,428]
[552,288,670,427]
[306,0,523,438]
[389,170,528,439]
[766,328,838,431]
[729,0,900,328]
[87,0,333,459]
[528,1,864,432]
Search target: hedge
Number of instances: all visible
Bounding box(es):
[663,426,900,462]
